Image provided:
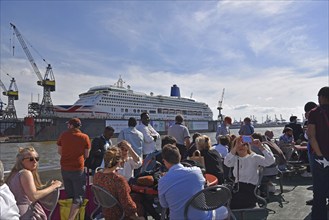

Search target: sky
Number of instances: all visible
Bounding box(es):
[0,1,328,123]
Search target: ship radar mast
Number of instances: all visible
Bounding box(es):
[115,76,125,88]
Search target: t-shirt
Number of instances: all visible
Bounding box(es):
[57,128,91,171]
[308,105,329,157]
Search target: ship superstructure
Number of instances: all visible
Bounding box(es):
[54,77,213,121]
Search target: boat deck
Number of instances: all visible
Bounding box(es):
[267,174,314,220]
[37,168,328,219]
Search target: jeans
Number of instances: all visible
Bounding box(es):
[307,143,314,174]
[311,154,329,220]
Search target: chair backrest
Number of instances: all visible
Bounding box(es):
[184,185,232,220]
[38,188,60,220]
[91,184,125,220]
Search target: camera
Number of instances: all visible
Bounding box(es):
[242,135,253,143]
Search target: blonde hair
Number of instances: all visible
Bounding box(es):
[196,135,212,150]
[5,147,44,189]
[117,140,130,149]
[103,147,122,168]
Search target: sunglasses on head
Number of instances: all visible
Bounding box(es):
[23,156,40,162]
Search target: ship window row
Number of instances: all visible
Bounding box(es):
[99,100,146,106]
[100,96,204,109]
[95,103,204,116]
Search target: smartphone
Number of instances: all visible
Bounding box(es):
[242,135,253,143]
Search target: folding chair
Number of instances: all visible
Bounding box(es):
[91,184,125,220]
[184,185,232,220]
[39,188,60,220]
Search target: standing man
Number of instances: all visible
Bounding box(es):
[307,86,329,220]
[57,118,91,220]
[216,116,232,139]
[158,144,211,220]
[118,117,144,157]
[85,126,114,174]
[136,112,160,158]
[168,114,190,160]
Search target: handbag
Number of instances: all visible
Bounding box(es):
[188,150,205,168]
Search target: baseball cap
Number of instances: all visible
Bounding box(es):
[66,118,82,127]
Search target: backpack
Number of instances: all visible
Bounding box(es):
[139,150,162,175]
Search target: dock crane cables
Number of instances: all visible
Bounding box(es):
[10,22,55,117]
[10,23,46,83]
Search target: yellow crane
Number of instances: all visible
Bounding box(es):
[10,23,55,117]
[0,74,19,119]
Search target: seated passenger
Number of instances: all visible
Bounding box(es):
[117,140,142,181]
[224,136,275,209]
[196,135,224,184]
[0,160,19,220]
[213,135,230,158]
[186,132,201,158]
[279,127,295,161]
[264,130,274,142]
[251,133,278,194]
[93,147,144,220]
[6,147,62,219]
[158,144,213,220]
[261,132,287,171]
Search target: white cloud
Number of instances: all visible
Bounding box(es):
[0,1,327,123]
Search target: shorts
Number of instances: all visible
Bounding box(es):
[61,169,86,205]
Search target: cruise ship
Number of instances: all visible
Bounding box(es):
[54,77,213,121]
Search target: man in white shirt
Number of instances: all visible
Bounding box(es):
[136,112,160,158]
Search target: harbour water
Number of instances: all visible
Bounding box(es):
[0,126,284,172]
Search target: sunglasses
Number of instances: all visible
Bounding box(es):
[23,156,40,162]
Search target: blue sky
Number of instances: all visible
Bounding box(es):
[1,1,328,123]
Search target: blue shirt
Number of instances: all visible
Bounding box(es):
[216,123,230,138]
[279,134,294,144]
[158,164,211,220]
[117,127,144,157]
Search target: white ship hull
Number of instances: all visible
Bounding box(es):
[54,77,213,121]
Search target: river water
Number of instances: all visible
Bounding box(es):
[0,127,284,172]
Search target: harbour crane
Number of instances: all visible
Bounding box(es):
[10,23,55,117]
[0,97,6,117]
[217,88,225,122]
[0,74,19,119]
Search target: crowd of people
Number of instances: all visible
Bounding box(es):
[0,86,328,220]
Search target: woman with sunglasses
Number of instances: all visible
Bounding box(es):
[224,136,275,209]
[6,147,62,219]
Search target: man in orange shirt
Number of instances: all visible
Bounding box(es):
[57,118,91,220]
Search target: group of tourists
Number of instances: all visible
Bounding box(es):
[0,86,328,220]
